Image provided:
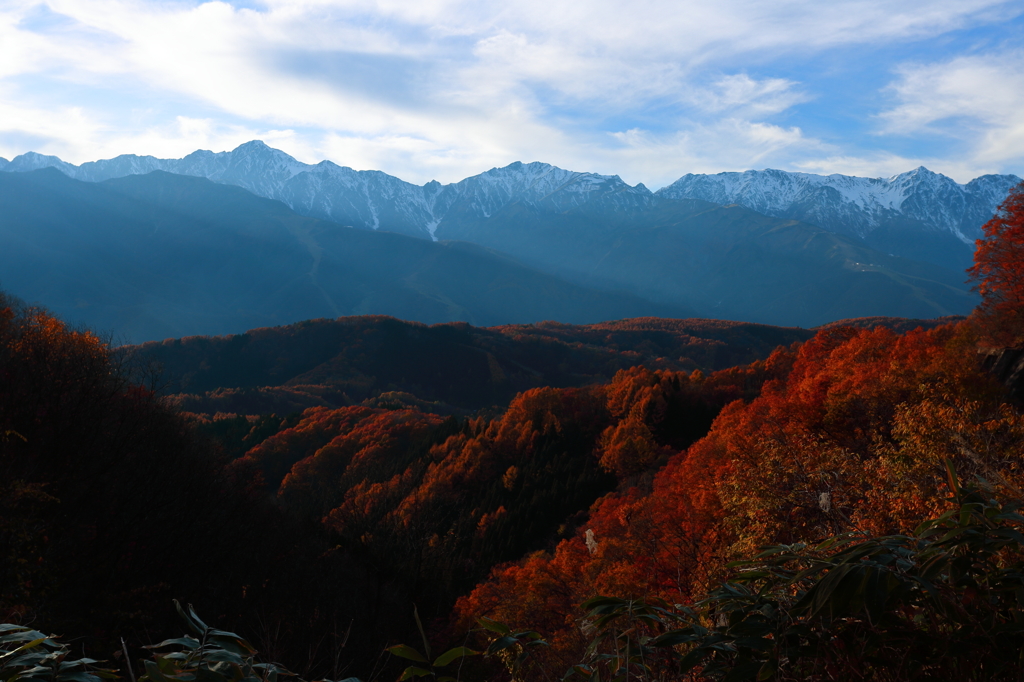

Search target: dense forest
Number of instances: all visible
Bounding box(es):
[3,183,1024,681]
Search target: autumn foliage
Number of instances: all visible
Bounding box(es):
[0,295,443,680]
[452,320,1020,670]
[8,263,1024,680]
[969,181,1024,346]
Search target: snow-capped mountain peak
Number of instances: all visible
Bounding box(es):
[2,141,1017,252]
[7,151,78,175]
[657,166,1021,244]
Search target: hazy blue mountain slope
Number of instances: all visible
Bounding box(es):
[1,144,661,242]
[3,143,1015,270]
[0,169,689,342]
[1,142,1002,327]
[433,197,976,327]
[657,167,1021,270]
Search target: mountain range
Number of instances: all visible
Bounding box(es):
[0,143,655,242]
[1,141,1017,339]
[2,141,1016,261]
[659,167,1020,270]
[0,169,683,342]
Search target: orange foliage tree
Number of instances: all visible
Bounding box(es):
[969,181,1024,346]
[453,320,1019,671]
[228,353,765,642]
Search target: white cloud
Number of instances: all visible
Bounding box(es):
[0,0,1021,184]
[790,154,1006,184]
[878,51,1024,168]
[690,74,809,116]
[0,93,311,165]
[604,119,821,188]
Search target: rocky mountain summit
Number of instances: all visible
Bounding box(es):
[657,167,1021,269]
[3,142,1018,327]
[2,143,1017,255]
[1,143,1000,330]
[0,142,652,241]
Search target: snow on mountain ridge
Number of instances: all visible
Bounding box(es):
[657,166,1021,244]
[0,143,654,240]
[6,151,78,176]
[3,141,1017,248]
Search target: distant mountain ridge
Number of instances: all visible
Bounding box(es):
[0,142,654,241]
[1,143,1017,257]
[657,167,1021,270]
[0,168,687,342]
[1,142,1009,330]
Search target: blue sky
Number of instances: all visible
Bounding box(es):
[1,0,1023,188]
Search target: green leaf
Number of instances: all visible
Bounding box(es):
[411,606,431,664]
[195,650,245,666]
[677,647,708,674]
[650,630,697,648]
[944,458,962,498]
[173,602,205,638]
[0,630,50,646]
[183,605,210,633]
[142,659,180,682]
[572,665,593,676]
[160,652,190,662]
[431,648,478,668]
[475,618,510,636]
[0,637,48,664]
[485,636,519,656]
[386,646,428,664]
[397,667,432,681]
[146,638,200,651]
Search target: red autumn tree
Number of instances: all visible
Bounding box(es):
[968,182,1024,346]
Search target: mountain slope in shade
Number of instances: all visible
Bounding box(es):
[0,143,655,241]
[657,167,1021,270]
[0,143,997,326]
[0,165,979,330]
[2,142,1015,266]
[140,315,964,418]
[432,195,978,327]
[0,168,689,343]
[128,315,816,414]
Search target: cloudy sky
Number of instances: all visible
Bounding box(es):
[1,0,1023,187]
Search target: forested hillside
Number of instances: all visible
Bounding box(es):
[2,183,1024,681]
[131,315,962,419]
[0,290,789,680]
[128,316,815,416]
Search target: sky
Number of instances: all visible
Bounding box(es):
[1,0,1023,188]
